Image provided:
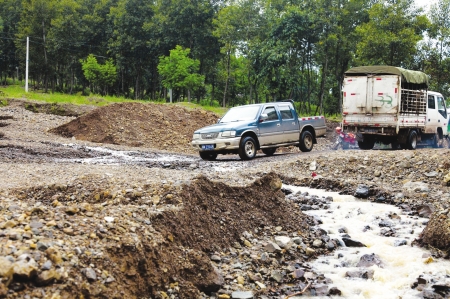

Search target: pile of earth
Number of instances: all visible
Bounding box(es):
[0,173,320,298]
[50,102,220,154]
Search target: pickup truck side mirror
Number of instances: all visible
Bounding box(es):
[217,118,221,123]
[259,114,268,122]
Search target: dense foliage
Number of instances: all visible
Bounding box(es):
[0,0,449,114]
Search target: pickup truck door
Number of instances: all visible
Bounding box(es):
[278,104,298,142]
[258,106,283,145]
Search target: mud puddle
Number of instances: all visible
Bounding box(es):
[285,186,450,299]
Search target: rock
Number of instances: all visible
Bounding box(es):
[355,185,369,198]
[346,269,374,279]
[274,236,291,248]
[328,287,342,295]
[41,260,52,270]
[35,269,60,286]
[82,268,97,282]
[312,239,323,248]
[0,257,14,285]
[420,212,450,250]
[210,255,221,262]
[269,177,282,191]
[264,242,281,253]
[379,220,394,227]
[45,247,63,265]
[394,240,407,247]
[314,284,328,296]
[309,161,317,171]
[231,291,254,299]
[13,260,38,280]
[305,247,315,256]
[342,237,366,247]
[270,270,283,283]
[236,275,245,285]
[65,206,80,215]
[403,181,429,194]
[292,269,305,279]
[356,253,383,268]
[417,205,434,218]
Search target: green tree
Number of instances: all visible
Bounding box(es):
[80,54,117,95]
[355,0,428,66]
[157,45,204,102]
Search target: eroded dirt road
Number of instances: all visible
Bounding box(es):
[0,99,449,298]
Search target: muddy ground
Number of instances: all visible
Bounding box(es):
[0,98,449,298]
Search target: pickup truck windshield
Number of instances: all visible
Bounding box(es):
[219,106,261,123]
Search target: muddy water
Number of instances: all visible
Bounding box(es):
[286,186,450,299]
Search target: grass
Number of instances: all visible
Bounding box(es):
[0,84,341,120]
[0,84,230,116]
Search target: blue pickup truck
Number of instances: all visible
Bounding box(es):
[191,101,327,160]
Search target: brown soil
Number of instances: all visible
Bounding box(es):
[50,102,220,154]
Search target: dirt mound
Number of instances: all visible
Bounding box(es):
[50,102,220,153]
[154,172,311,253]
[3,173,313,298]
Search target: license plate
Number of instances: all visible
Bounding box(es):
[201,144,214,150]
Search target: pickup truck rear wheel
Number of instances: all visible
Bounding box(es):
[299,131,313,152]
[199,152,218,161]
[407,130,418,150]
[239,136,257,160]
[262,147,277,156]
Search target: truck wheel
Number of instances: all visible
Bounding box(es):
[262,148,277,156]
[199,152,218,161]
[407,130,418,150]
[299,131,314,152]
[357,139,375,150]
[238,136,257,160]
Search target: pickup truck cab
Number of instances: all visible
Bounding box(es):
[191,101,326,160]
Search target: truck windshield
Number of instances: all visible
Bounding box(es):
[219,106,261,123]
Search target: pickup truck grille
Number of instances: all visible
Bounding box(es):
[201,133,219,139]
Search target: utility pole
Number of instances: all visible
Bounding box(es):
[25,37,29,92]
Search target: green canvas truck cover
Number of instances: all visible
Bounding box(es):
[345,66,429,87]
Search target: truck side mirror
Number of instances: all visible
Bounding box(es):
[259,114,268,122]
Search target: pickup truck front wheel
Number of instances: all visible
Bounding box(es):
[239,136,257,160]
[199,152,218,161]
[299,131,313,152]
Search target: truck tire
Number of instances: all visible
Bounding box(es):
[407,130,418,150]
[199,152,218,161]
[239,136,257,160]
[357,139,375,150]
[262,147,277,156]
[299,131,314,152]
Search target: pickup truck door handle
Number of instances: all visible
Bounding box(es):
[292,122,296,125]
[277,124,280,126]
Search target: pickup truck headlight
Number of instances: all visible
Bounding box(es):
[192,133,200,140]
[221,130,236,137]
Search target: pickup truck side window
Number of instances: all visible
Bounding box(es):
[438,97,447,119]
[428,96,436,109]
[263,107,279,121]
[279,105,294,120]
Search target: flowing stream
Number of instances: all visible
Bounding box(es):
[285,186,450,299]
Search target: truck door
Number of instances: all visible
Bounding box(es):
[437,95,448,135]
[426,94,439,133]
[258,106,283,145]
[278,104,298,143]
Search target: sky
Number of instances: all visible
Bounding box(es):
[414,0,436,11]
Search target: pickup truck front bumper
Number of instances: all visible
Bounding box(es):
[192,137,241,152]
